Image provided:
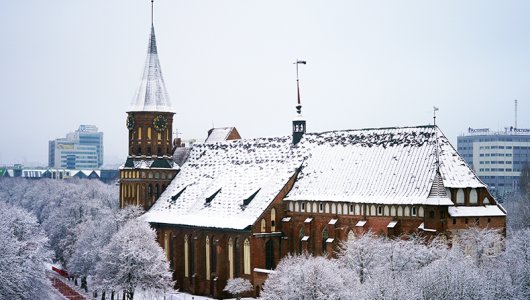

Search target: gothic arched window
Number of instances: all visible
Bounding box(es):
[243,239,251,275]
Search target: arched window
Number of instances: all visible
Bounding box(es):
[228,238,234,279]
[243,239,251,275]
[205,236,211,280]
[337,204,342,214]
[322,227,329,255]
[325,203,330,214]
[148,184,153,197]
[271,208,276,232]
[483,197,490,205]
[412,206,417,216]
[384,206,389,216]
[261,219,266,233]
[404,206,410,217]
[391,206,396,216]
[306,202,311,213]
[295,202,300,212]
[371,205,376,216]
[469,189,478,204]
[288,202,293,211]
[456,189,464,204]
[184,235,189,277]
[313,203,317,213]
[331,203,337,214]
[419,207,424,217]
[355,204,360,215]
[397,206,403,217]
[319,203,324,213]
[343,204,348,215]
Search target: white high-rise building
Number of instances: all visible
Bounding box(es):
[48,125,104,169]
[457,126,530,198]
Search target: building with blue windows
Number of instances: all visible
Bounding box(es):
[48,125,104,169]
[457,127,530,198]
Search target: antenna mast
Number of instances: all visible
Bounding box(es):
[433,106,440,166]
[515,99,518,129]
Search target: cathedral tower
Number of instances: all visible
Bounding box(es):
[120,1,178,210]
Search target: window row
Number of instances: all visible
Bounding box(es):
[163,234,251,280]
[287,201,425,218]
[121,170,169,179]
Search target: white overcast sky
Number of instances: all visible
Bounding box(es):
[1,0,529,166]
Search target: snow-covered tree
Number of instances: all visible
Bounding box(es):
[261,254,354,300]
[94,217,173,300]
[337,231,386,284]
[0,202,54,300]
[224,278,253,300]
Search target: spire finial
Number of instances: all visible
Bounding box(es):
[433,106,440,167]
[294,60,307,114]
[151,0,154,26]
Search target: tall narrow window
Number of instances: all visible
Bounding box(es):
[164,232,170,260]
[138,128,142,140]
[469,189,478,204]
[147,127,152,140]
[184,235,189,277]
[205,236,211,280]
[322,227,329,255]
[228,238,234,279]
[189,236,195,277]
[271,208,276,232]
[235,238,241,277]
[243,239,251,275]
[265,240,275,269]
[347,230,355,241]
[211,237,217,275]
[298,228,304,254]
[261,219,266,233]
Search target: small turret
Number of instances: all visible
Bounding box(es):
[293,60,307,145]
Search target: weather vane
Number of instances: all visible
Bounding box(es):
[294,60,307,114]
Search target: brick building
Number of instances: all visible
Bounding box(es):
[120,4,506,298]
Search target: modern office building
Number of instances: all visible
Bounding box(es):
[457,126,530,197]
[48,125,104,169]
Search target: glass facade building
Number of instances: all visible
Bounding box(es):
[457,127,530,198]
[48,125,104,169]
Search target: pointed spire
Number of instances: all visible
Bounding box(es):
[128,0,174,113]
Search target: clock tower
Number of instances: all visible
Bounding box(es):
[120,1,178,210]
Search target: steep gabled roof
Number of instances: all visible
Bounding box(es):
[145,125,487,229]
[205,127,241,143]
[128,25,174,113]
[144,136,303,230]
[286,126,484,205]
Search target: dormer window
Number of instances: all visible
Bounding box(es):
[205,188,221,206]
[242,189,261,207]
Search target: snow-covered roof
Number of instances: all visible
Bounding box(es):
[448,205,506,217]
[356,220,367,227]
[145,125,493,230]
[144,136,303,230]
[121,157,180,170]
[128,25,174,113]
[387,221,398,228]
[286,126,484,205]
[205,127,237,143]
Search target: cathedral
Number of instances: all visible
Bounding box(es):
[119,3,506,298]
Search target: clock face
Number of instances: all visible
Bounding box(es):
[126,116,135,130]
[153,114,167,132]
